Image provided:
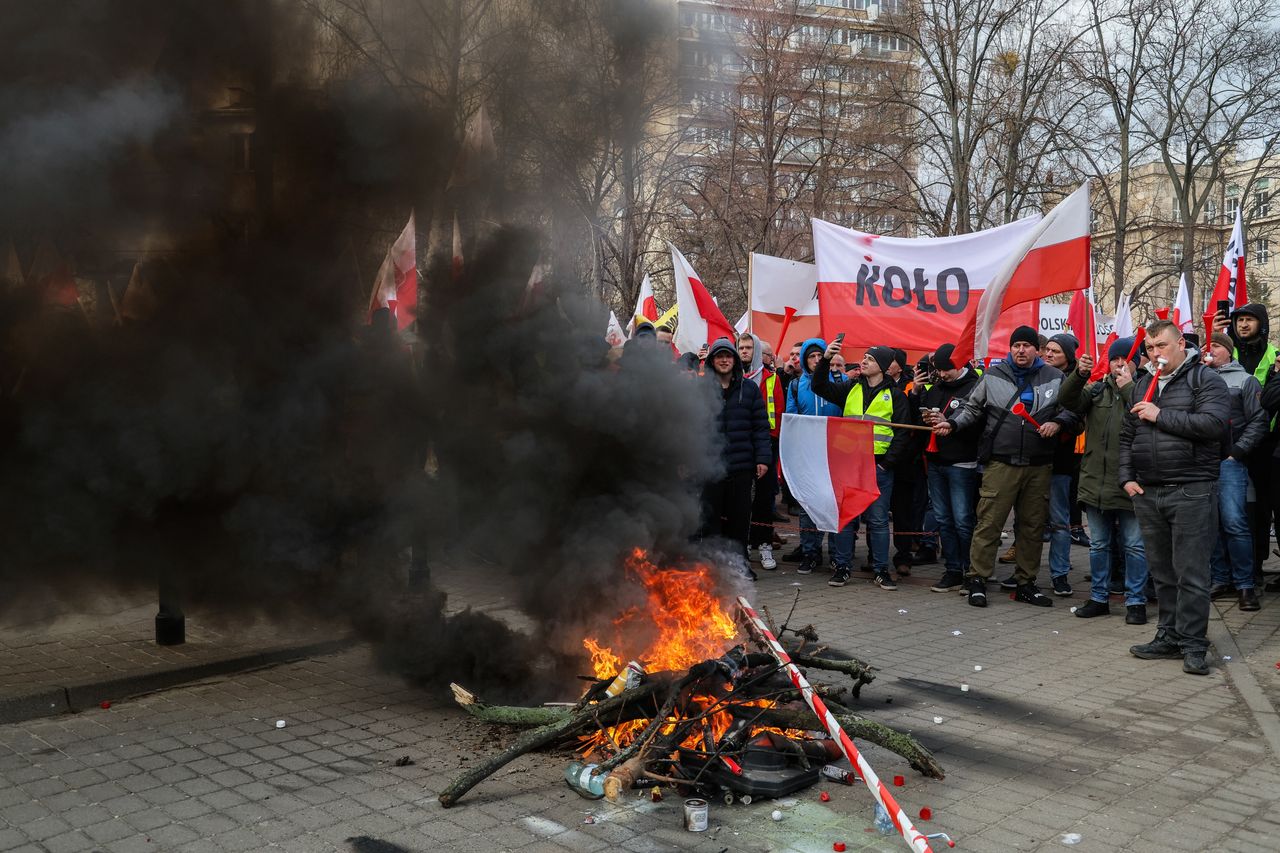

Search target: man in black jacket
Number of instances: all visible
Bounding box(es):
[812,341,911,590]
[934,326,1077,607]
[702,337,772,580]
[915,344,983,592]
[1120,320,1230,676]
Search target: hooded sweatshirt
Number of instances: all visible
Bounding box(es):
[1228,303,1276,380]
[785,338,844,417]
[705,337,772,475]
[912,367,981,465]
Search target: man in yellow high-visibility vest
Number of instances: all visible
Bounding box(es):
[811,341,911,591]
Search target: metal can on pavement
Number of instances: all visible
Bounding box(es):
[683,798,708,832]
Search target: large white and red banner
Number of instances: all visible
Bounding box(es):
[750,253,821,349]
[779,414,879,533]
[814,216,1042,356]
[954,184,1092,363]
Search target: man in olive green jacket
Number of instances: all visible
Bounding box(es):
[1058,336,1151,623]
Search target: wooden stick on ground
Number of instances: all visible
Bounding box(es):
[439,680,661,807]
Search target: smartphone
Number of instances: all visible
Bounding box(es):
[1217,299,1230,316]
[833,332,846,344]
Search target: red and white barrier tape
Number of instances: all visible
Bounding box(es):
[736,596,935,853]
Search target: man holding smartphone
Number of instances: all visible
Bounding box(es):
[811,336,911,590]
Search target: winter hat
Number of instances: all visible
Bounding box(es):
[1108,336,1136,362]
[932,343,957,371]
[632,321,657,340]
[1048,333,1079,363]
[866,346,896,373]
[1009,325,1039,348]
[892,348,909,373]
[1210,332,1234,352]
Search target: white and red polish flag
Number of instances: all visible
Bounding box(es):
[779,414,880,533]
[952,184,1092,365]
[750,252,821,351]
[605,310,627,347]
[1208,207,1248,313]
[1113,290,1135,339]
[1173,273,1194,332]
[627,273,659,336]
[670,243,735,353]
[369,212,417,330]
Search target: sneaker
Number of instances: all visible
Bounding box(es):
[783,545,805,563]
[931,571,965,593]
[758,544,777,571]
[966,576,988,607]
[873,571,898,590]
[997,544,1017,564]
[1209,583,1236,601]
[912,550,938,566]
[1239,588,1261,612]
[1125,604,1147,625]
[1051,576,1073,597]
[998,575,1018,590]
[1070,527,1090,547]
[1130,634,1181,659]
[797,556,818,575]
[895,562,912,577]
[1074,599,1110,618]
[858,561,875,574]
[1013,583,1053,607]
[1182,650,1210,675]
[829,565,852,587]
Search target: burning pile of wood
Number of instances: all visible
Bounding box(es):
[438,552,942,809]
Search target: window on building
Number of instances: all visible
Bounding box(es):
[1257,239,1270,265]
[1253,190,1270,219]
[1226,195,1240,220]
[1201,246,1214,268]
[1171,196,1181,220]
[230,133,253,172]
[1204,199,1218,224]
[1171,243,1183,266]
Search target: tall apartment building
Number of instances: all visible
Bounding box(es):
[1092,157,1280,322]
[672,0,916,238]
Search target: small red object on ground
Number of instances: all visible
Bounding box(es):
[893,775,905,786]
[833,843,846,852]
[820,791,831,802]
[919,806,932,820]
[100,701,111,710]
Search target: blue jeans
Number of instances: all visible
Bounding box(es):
[798,507,825,559]
[926,464,980,573]
[866,466,895,572]
[1211,457,1255,590]
[830,518,858,567]
[1084,505,1149,606]
[1048,473,1073,579]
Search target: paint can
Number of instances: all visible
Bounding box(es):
[683,798,708,832]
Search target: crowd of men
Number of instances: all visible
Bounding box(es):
[637,302,1280,678]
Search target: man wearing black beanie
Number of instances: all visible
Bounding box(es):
[934,325,1079,607]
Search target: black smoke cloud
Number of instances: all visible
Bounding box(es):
[0,0,731,700]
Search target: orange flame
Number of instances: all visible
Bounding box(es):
[579,550,757,755]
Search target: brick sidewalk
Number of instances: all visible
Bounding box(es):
[0,535,1278,852]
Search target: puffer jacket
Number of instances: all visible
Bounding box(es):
[705,337,772,475]
[1213,360,1267,460]
[1059,368,1135,511]
[1118,349,1229,486]
[948,356,1077,467]
[785,338,844,418]
[912,368,981,465]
